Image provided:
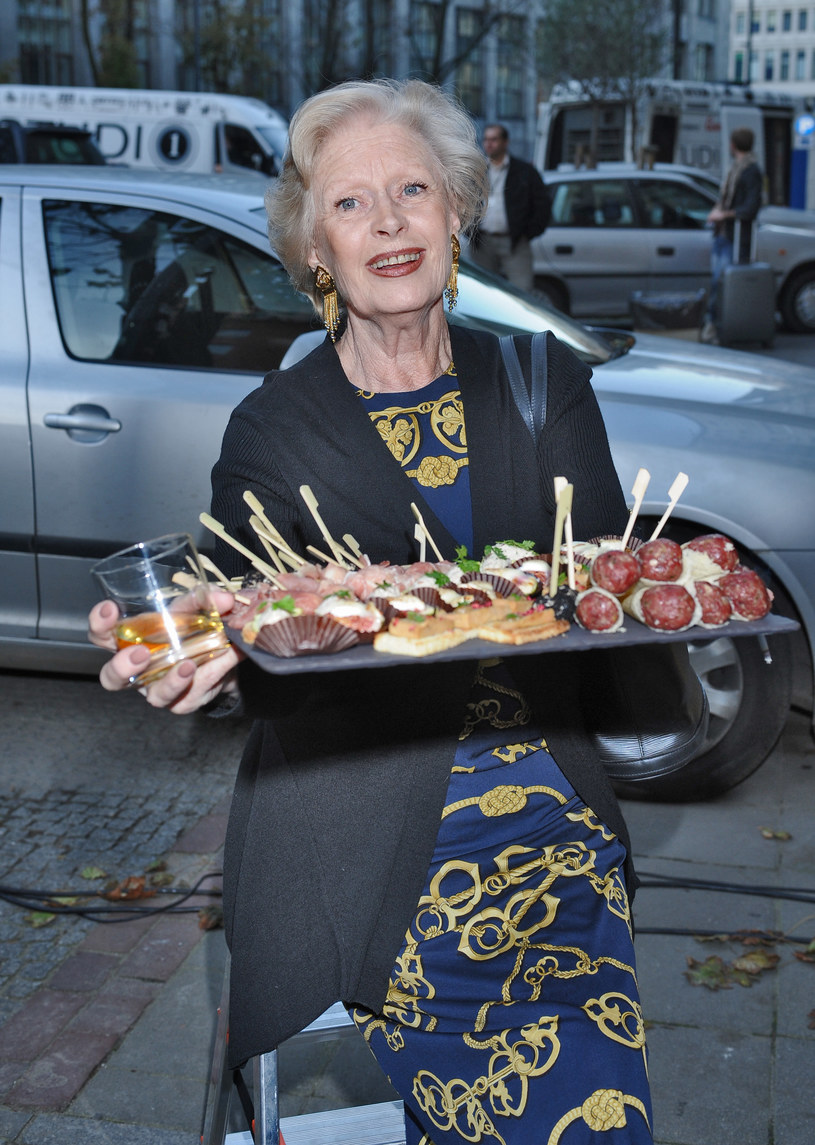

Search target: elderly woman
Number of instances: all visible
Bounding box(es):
[90,80,653,1143]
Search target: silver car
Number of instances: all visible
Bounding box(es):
[1,165,813,802]
[531,165,815,332]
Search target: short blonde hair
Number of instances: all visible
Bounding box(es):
[265,78,488,310]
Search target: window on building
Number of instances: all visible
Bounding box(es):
[454,8,485,117]
[18,0,75,85]
[799,9,808,29]
[782,9,792,29]
[694,43,715,80]
[796,48,807,77]
[697,0,715,17]
[765,50,776,79]
[410,1,439,77]
[734,50,745,81]
[781,48,790,77]
[750,49,759,80]
[495,15,525,119]
[736,11,746,34]
[767,9,777,31]
[752,11,761,32]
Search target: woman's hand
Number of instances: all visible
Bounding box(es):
[88,591,245,715]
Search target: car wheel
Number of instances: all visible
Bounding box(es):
[612,522,800,803]
[613,629,794,803]
[533,277,569,314]
[780,266,815,333]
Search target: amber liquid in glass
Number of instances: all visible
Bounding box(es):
[116,610,227,685]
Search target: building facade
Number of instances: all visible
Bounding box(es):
[5,2,810,157]
[730,0,815,98]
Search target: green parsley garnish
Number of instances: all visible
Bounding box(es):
[272,595,298,614]
[454,545,480,573]
[483,539,537,559]
[427,569,451,587]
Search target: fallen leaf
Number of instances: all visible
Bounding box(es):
[759,827,792,840]
[102,875,155,901]
[685,955,732,990]
[47,896,80,907]
[198,906,224,931]
[146,859,168,873]
[25,911,55,928]
[732,947,781,975]
[793,939,815,965]
[80,866,107,880]
[148,871,174,888]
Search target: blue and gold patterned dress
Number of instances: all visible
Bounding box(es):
[351,374,653,1145]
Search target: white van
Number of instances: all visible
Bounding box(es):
[0,85,288,176]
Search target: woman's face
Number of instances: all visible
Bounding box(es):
[308,117,460,325]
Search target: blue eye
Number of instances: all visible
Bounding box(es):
[404,182,428,197]
[337,197,357,211]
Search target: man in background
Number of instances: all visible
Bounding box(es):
[701,126,764,344]
[471,123,550,291]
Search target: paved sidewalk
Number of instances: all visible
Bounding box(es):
[0,669,813,1144]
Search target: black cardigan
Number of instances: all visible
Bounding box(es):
[211,326,634,1067]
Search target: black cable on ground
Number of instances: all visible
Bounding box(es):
[0,871,224,922]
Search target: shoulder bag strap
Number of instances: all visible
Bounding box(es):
[499,331,548,441]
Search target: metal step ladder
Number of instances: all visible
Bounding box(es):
[201,961,406,1145]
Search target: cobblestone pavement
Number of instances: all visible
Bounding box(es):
[0,670,247,1138]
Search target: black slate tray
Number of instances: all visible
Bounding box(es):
[227,612,799,675]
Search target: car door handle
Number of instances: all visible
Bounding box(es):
[44,404,122,443]
[656,246,676,256]
[554,245,574,255]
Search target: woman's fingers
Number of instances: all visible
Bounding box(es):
[141,646,243,714]
[88,599,121,651]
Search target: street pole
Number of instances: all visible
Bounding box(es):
[193,0,201,91]
[746,0,753,86]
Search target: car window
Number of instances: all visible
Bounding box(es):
[42,199,317,371]
[549,179,635,227]
[634,180,712,229]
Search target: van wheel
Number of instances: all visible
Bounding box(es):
[533,278,569,314]
[780,267,815,332]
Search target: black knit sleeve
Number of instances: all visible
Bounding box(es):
[210,390,303,580]
[538,335,629,541]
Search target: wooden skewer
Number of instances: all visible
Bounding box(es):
[549,481,573,597]
[199,553,237,589]
[306,544,349,569]
[198,512,283,585]
[410,502,444,561]
[620,467,651,550]
[242,490,307,567]
[649,472,689,541]
[248,515,287,574]
[299,485,350,566]
[343,534,366,563]
[553,476,576,591]
[414,522,427,563]
[172,570,199,590]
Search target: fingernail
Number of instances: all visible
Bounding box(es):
[178,661,196,678]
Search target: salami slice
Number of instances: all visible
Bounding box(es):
[624,583,701,631]
[719,568,773,620]
[575,587,624,632]
[694,579,733,627]
[590,548,642,596]
[637,537,684,582]
[683,533,739,579]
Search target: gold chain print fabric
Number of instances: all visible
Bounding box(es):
[351,662,652,1144]
[359,375,468,489]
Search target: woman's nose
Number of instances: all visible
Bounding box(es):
[372,197,406,234]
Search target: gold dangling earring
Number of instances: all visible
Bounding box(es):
[315,266,340,341]
[444,235,460,312]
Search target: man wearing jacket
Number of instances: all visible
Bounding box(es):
[701,126,764,344]
[471,123,550,291]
